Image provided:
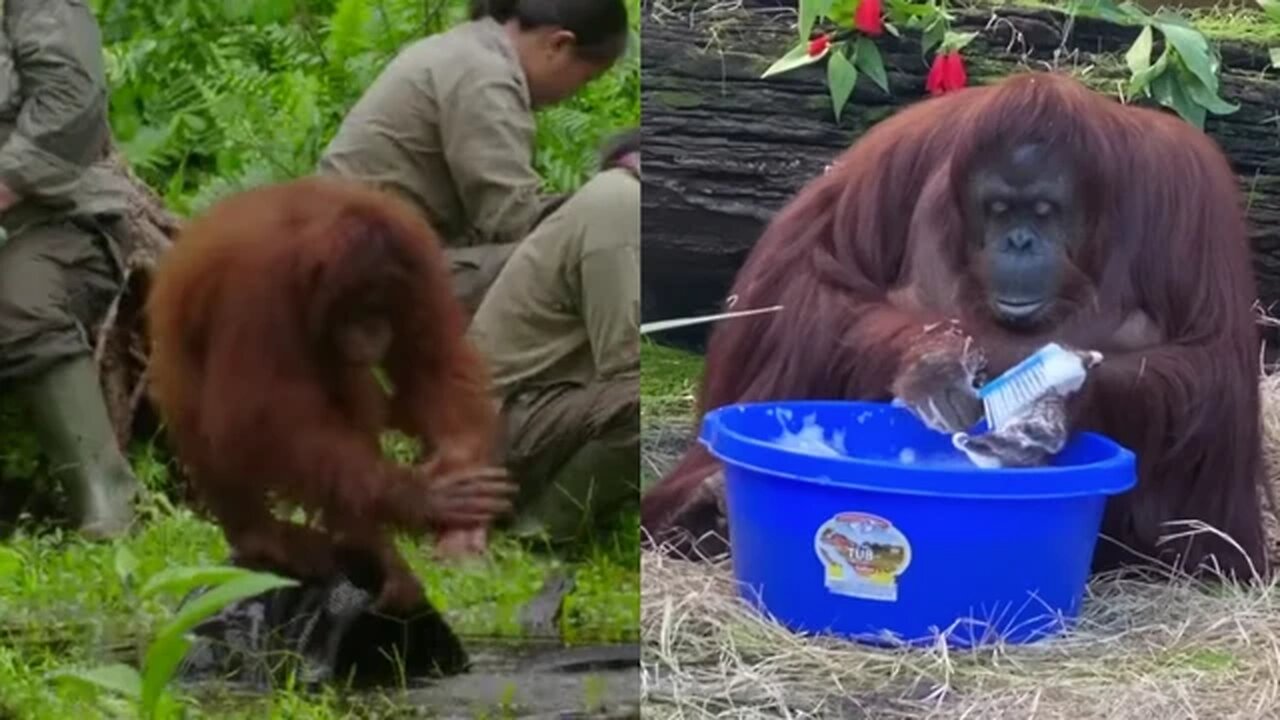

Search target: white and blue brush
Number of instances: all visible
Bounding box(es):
[976,342,1102,433]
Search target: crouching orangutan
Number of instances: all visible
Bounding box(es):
[642,72,1272,583]
[146,176,516,617]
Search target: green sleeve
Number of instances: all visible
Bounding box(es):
[440,72,555,246]
[0,0,111,200]
[579,242,641,380]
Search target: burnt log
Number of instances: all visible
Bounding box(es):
[641,1,1280,351]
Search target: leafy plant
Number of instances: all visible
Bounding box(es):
[51,556,297,719]
[762,0,1234,129]
[1068,0,1236,128]
[1259,0,1280,68]
[87,0,639,215]
[762,0,973,120]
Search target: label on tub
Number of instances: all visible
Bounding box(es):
[813,512,912,602]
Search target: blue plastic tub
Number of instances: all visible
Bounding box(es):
[700,400,1137,647]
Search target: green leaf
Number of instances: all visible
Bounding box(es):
[372,365,396,395]
[155,571,297,643]
[853,38,890,93]
[114,545,140,586]
[762,41,827,79]
[1151,71,1206,128]
[943,31,979,52]
[921,20,946,55]
[827,48,859,121]
[799,0,834,41]
[1068,0,1137,23]
[140,636,191,719]
[252,0,295,25]
[883,21,901,38]
[1156,20,1218,93]
[1261,0,1280,22]
[0,547,23,581]
[888,2,938,19]
[829,0,857,26]
[1270,47,1280,69]
[799,0,820,42]
[1125,25,1153,77]
[1128,44,1170,96]
[1182,73,1239,116]
[141,572,297,716]
[139,565,261,600]
[50,663,143,701]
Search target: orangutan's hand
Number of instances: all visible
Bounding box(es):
[892,319,987,433]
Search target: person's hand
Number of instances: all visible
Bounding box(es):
[611,151,640,177]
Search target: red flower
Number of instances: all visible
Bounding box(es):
[926,51,968,95]
[854,0,883,36]
[808,33,831,57]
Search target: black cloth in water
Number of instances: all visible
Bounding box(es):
[175,555,468,690]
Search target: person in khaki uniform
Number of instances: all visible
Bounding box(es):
[466,130,640,546]
[317,0,630,315]
[0,0,140,539]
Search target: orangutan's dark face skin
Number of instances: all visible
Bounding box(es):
[964,143,1083,327]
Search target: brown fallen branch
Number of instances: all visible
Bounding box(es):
[91,139,184,448]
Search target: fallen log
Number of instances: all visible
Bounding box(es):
[641,0,1280,351]
[92,140,182,447]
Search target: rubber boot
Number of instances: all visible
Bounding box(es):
[511,440,638,546]
[17,355,140,539]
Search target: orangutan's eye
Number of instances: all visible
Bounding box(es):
[988,200,1009,215]
[1034,200,1055,217]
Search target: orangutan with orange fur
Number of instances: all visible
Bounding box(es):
[146,177,515,613]
[642,72,1270,582]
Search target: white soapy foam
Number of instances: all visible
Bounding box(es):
[774,413,848,457]
[768,407,982,468]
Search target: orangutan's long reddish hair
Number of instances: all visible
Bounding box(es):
[146,176,499,597]
[643,72,1267,581]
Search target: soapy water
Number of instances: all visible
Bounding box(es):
[897,446,983,468]
[771,410,980,467]
[773,413,848,458]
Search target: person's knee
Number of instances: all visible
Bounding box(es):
[0,261,88,378]
[446,242,520,314]
[587,375,640,442]
[0,271,57,354]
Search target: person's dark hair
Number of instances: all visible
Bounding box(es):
[470,0,629,61]
[600,128,640,169]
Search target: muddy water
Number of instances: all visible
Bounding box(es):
[395,640,641,718]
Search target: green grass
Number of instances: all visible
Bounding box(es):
[639,341,704,424]
[1005,0,1280,43]
[0,499,638,718]
[638,341,703,490]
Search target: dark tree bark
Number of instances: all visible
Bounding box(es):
[641,1,1280,350]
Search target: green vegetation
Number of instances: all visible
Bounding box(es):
[639,340,704,424]
[1009,0,1280,44]
[0,0,640,716]
[93,0,639,215]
